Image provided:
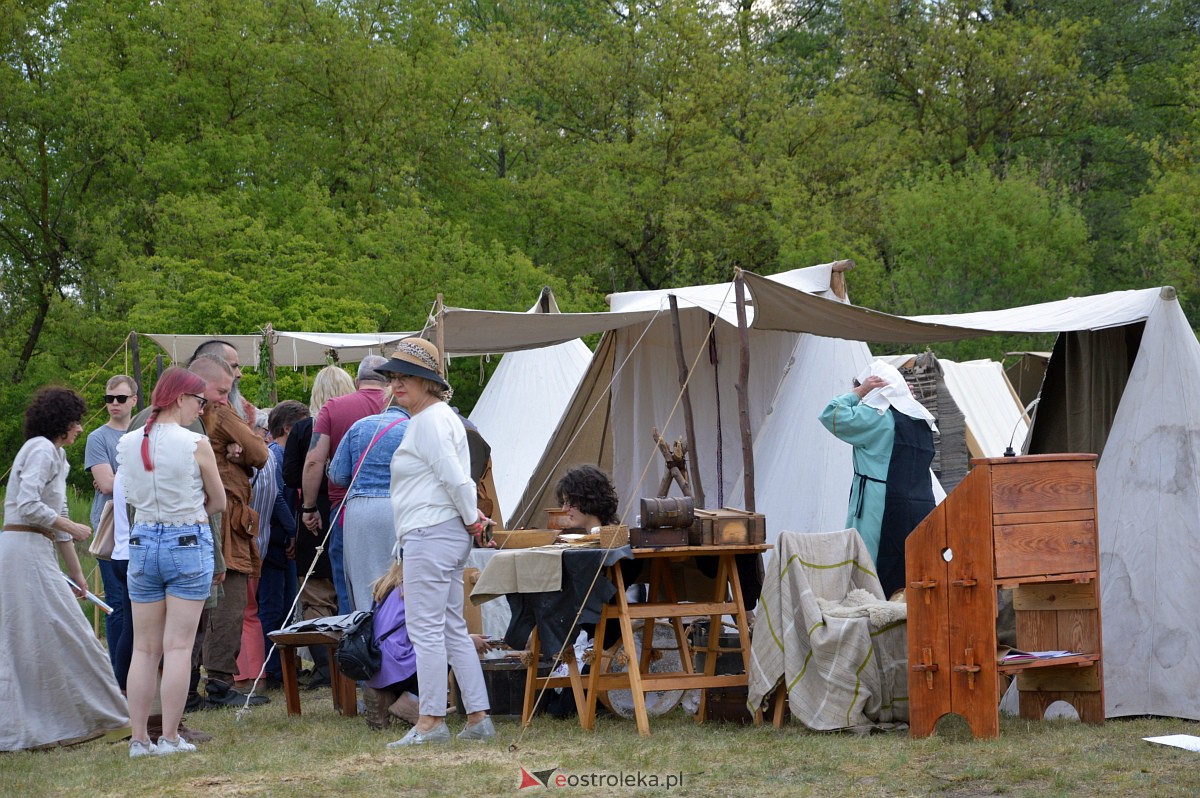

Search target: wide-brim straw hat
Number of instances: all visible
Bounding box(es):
[375,337,450,389]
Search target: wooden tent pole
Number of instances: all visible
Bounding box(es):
[668,294,705,509]
[435,293,447,377]
[734,270,755,512]
[129,331,145,412]
[829,258,856,301]
[263,323,278,405]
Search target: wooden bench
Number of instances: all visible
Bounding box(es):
[267,629,358,719]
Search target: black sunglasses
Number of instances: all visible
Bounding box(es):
[104,394,132,404]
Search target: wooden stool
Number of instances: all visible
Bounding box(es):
[267,630,358,719]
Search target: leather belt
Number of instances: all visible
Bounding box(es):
[2,524,49,535]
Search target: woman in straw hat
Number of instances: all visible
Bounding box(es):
[378,338,494,746]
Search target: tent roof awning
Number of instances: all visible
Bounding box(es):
[433,262,840,355]
[434,308,662,355]
[143,330,415,369]
[742,270,1169,343]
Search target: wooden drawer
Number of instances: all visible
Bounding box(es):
[989,461,1095,515]
[993,519,1097,578]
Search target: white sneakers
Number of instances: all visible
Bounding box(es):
[154,735,198,755]
[128,739,156,758]
[131,736,198,757]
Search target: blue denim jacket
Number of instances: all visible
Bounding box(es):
[328,406,410,500]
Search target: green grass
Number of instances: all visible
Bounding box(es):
[0,704,1197,797]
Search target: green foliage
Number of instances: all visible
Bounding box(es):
[2,0,1199,474]
[882,160,1092,313]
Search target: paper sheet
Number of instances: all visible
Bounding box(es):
[1144,735,1200,752]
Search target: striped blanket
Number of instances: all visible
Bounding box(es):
[747,529,909,731]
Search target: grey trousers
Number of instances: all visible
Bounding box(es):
[343,496,398,612]
[401,517,490,717]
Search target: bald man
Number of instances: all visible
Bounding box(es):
[188,355,271,708]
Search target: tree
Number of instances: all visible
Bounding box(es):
[880,159,1092,315]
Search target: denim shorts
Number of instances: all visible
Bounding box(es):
[127,522,215,603]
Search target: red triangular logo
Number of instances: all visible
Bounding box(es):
[518,767,544,789]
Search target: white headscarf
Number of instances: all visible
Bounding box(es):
[855,360,938,432]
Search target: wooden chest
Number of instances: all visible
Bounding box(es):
[688,508,766,546]
[702,685,784,724]
[630,526,689,548]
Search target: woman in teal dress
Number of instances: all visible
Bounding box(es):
[819,361,938,596]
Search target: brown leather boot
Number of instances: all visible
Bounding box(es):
[388,691,420,725]
[363,687,397,730]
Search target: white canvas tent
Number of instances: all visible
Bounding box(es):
[450,263,943,545]
[467,289,593,526]
[743,272,1200,721]
[483,264,864,533]
[939,359,1029,458]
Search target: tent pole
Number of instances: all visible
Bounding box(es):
[263,323,278,405]
[830,258,856,301]
[669,294,706,509]
[435,293,446,377]
[734,270,755,512]
[129,331,145,413]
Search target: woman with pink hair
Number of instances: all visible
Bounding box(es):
[117,367,225,757]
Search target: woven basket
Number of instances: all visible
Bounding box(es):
[598,524,630,548]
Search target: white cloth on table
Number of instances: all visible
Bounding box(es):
[469,547,566,605]
[747,528,909,731]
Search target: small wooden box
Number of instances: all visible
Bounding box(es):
[702,685,783,724]
[629,526,689,548]
[688,508,766,546]
[492,529,559,549]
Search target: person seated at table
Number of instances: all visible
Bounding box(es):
[362,562,493,730]
[556,464,619,531]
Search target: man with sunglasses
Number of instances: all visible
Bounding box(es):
[85,374,137,675]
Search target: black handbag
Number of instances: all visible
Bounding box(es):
[334,609,405,681]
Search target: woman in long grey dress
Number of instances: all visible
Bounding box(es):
[0,387,128,751]
[328,393,408,611]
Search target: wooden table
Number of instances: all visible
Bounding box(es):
[521,543,769,736]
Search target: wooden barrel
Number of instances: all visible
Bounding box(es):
[639,496,695,529]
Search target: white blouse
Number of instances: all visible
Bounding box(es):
[117,422,208,525]
[2,437,71,542]
[389,401,477,542]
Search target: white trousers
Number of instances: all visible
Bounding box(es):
[400,517,490,717]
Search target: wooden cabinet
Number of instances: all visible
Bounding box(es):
[906,454,1105,738]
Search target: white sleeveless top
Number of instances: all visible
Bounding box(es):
[117,422,208,524]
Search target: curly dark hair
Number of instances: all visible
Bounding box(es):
[24,386,86,441]
[555,464,619,525]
